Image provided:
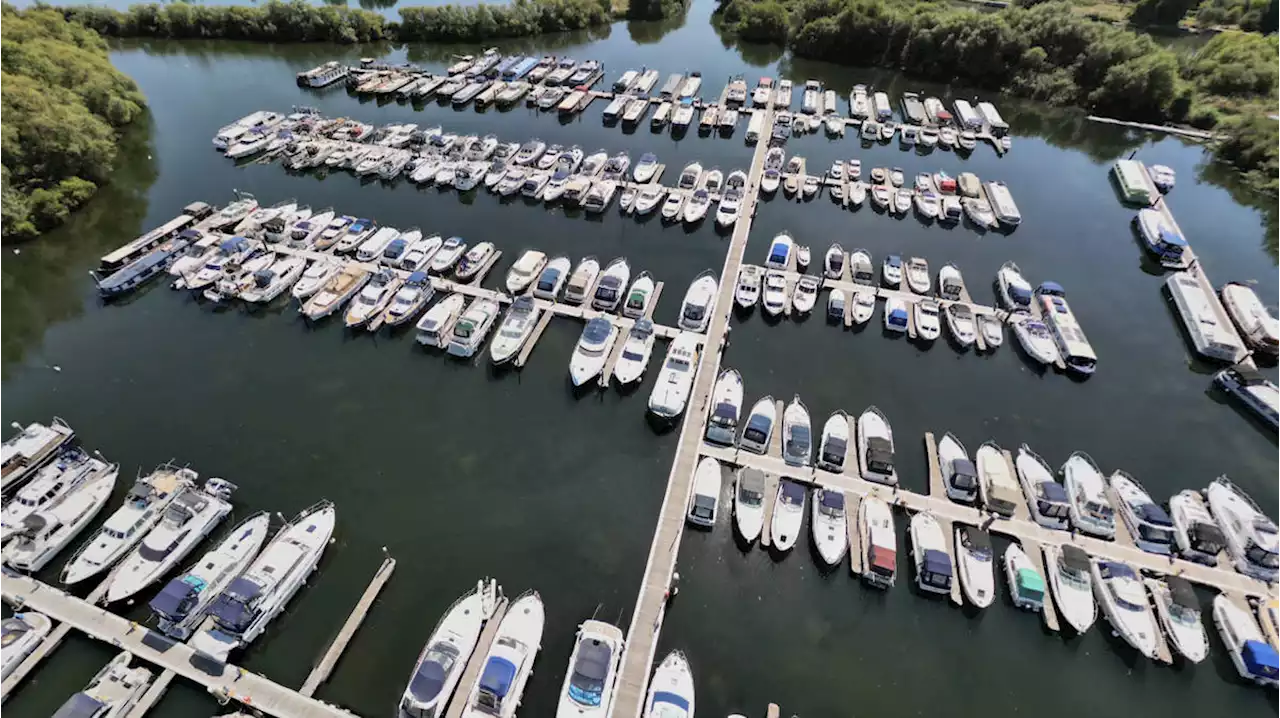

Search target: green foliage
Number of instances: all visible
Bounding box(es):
[397,0,613,42]
[61,1,389,43]
[2,5,146,242]
[1214,114,1279,194]
[1184,31,1278,96]
[1194,0,1275,30]
[1130,0,1198,26]
[627,0,688,20]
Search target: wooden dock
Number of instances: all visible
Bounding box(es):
[125,669,176,718]
[924,432,945,498]
[845,492,864,576]
[598,324,631,388]
[759,472,780,549]
[443,595,509,718]
[1,579,109,701]
[515,310,554,368]
[300,556,396,697]
[940,518,965,607]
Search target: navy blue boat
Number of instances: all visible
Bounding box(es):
[90,231,195,298]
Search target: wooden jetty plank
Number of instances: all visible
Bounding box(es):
[514,310,555,369]
[643,282,664,321]
[1,579,109,701]
[125,669,176,718]
[940,518,965,606]
[905,296,918,340]
[598,321,633,388]
[467,250,502,287]
[843,290,854,328]
[1103,483,1138,549]
[444,596,509,718]
[760,473,780,549]
[845,492,864,576]
[924,432,945,499]
[768,400,785,459]
[1021,539,1060,633]
[300,557,396,697]
[1000,450,1034,523]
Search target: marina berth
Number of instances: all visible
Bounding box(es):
[1145,576,1209,663]
[149,511,270,641]
[490,297,541,366]
[416,294,468,348]
[1060,452,1116,540]
[2,469,116,572]
[816,412,850,473]
[1015,444,1070,530]
[447,297,502,358]
[678,271,718,332]
[1112,159,1157,206]
[1,446,115,541]
[983,181,1021,226]
[1169,489,1228,566]
[644,650,694,718]
[687,457,721,528]
[647,333,701,419]
[910,512,953,596]
[856,406,897,486]
[705,370,744,446]
[1,612,53,679]
[976,441,1020,517]
[612,320,656,386]
[956,525,996,608]
[555,619,624,718]
[191,501,336,662]
[1220,282,1279,356]
[1134,209,1191,269]
[733,468,767,544]
[569,318,619,387]
[1004,544,1045,612]
[781,396,812,467]
[51,651,153,718]
[1214,594,1279,686]
[1045,544,1096,634]
[936,432,978,504]
[1205,476,1279,583]
[399,579,496,718]
[99,204,208,272]
[771,480,806,552]
[1093,560,1161,659]
[460,591,545,718]
[1214,364,1279,430]
[593,258,631,313]
[1111,470,1176,556]
[811,488,849,567]
[739,396,776,454]
[859,496,898,588]
[1034,283,1097,375]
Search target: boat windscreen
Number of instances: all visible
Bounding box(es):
[951,459,978,488]
[1166,576,1198,610]
[1009,285,1032,306]
[823,437,848,458]
[1060,545,1091,573]
[1038,481,1069,504]
[1188,523,1226,552]
[1097,561,1135,581]
[741,469,766,493]
[712,403,736,420]
[582,318,612,343]
[568,641,613,705]
[1135,502,1174,527]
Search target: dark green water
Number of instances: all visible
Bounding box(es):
[3,2,1278,716]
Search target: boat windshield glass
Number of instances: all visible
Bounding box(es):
[1111,585,1145,613]
[409,644,459,702]
[1137,523,1174,545]
[1247,542,1280,568]
[786,426,811,456]
[568,640,613,706]
[738,485,763,506]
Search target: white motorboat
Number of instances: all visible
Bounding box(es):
[997,261,1033,312]
[827,289,845,321]
[905,257,930,294]
[647,333,701,419]
[506,250,548,295]
[976,313,1004,349]
[181,236,258,291]
[704,369,743,446]
[1169,489,1227,566]
[149,511,270,641]
[619,185,637,214]
[375,271,436,330]
[60,464,196,585]
[1220,281,1279,356]
[682,190,711,224]
[1011,315,1060,366]
[300,265,369,320]
[621,272,656,319]
[1213,593,1279,685]
[761,271,787,317]
[936,432,978,504]
[1060,452,1116,540]
[963,197,997,228]
[910,512,953,595]
[687,457,721,528]
[850,250,874,288]
[955,525,995,608]
[238,255,307,303]
[489,297,541,366]
[533,256,573,301]
[430,237,468,274]
[891,188,912,214]
[796,245,810,272]
[858,496,897,588]
[1111,470,1176,555]
[612,320,656,386]
[791,276,819,315]
[105,479,236,603]
[581,150,609,177]
[870,184,891,209]
[554,619,624,718]
[1044,543,1096,634]
[881,254,902,287]
[816,412,850,473]
[0,447,115,542]
[1003,544,1045,612]
[781,396,812,466]
[914,299,941,341]
[738,395,775,454]
[643,651,694,718]
[1015,445,1070,530]
[733,468,766,544]
[569,317,619,387]
[772,479,805,552]
[940,195,962,222]
[633,153,659,183]
[2,468,115,572]
[1092,559,1160,659]
[678,270,717,332]
[51,651,153,718]
[416,294,468,348]
[564,257,601,305]
[945,304,976,348]
[824,243,846,279]
[811,488,848,567]
[583,180,618,213]
[455,242,496,282]
[1206,476,1278,582]
[857,406,897,486]
[764,233,794,270]
[634,186,665,215]
[447,298,501,358]
[521,171,553,199]
[399,579,498,718]
[760,168,780,195]
[333,217,374,253]
[344,270,402,328]
[355,226,400,264]
[593,258,632,313]
[1,612,53,679]
[974,441,1019,517]
[514,139,547,165]
[1145,576,1208,663]
[191,501,336,661]
[287,209,335,250]
[847,180,866,206]
[850,291,875,325]
[459,591,545,718]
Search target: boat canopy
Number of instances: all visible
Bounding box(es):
[768,242,790,264]
[1009,284,1032,306]
[52,692,107,718]
[209,576,263,631]
[866,437,895,473]
[822,437,848,462]
[220,236,250,252]
[1015,568,1045,598]
[922,549,952,577]
[582,318,612,343]
[870,546,896,573]
[407,271,430,285]
[1097,561,1136,581]
[1156,228,1186,247]
[959,527,991,553]
[408,648,456,702]
[1060,545,1091,573]
[568,640,613,705]
[740,468,766,494]
[1037,281,1066,298]
[1166,576,1198,611]
[1187,522,1227,552]
[780,480,805,504]
[820,491,845,511]
[633,319,655,337]
[711,403,736,421]
[179,229,205,240]
[950,459,978,489]
[1242,640,1280,679]
[479,656,516,698]
[1135,501,1174,527]
[512,295,534,311]
[149,577,200,620]
[1036,481,1069,504]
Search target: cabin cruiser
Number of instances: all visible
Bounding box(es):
[827,289,846,321]
[3,469,115,572]
[104,479,237,603]
[765,233,794,271]
[2,612,53,679]
[1111,470,1175,556]
[580,150,609,177]
[1011,315,1060,367]
[633,153,660,183]
[399,579,497,718]
[564,257,601,305]
[612,320,656,386]
[398,235,444,273]
[343,270,402,328]
[1206,476,1278,582]
[904,257,930,295]
[505,250,548,295]
[850,495,895,589]
[761,271,787,317]
[648,333,700,419]
[791,276,819,315]
[50,651,153,718]
[976,441,1021,517]
[569,318,619,387]
[870,184,891,210]
[601,153,631,182]
[883,296,908,333]
[955,525,995,608]
[1044,544,1096,634]
[881,254,902,287]
[772,480,805,552]
[486,297,540,366]
[944,305,976,348]
[375,272,435,330]
[1169,489,1227,566]
[682,189,711,224]
[1214,594,1280,686]
[621,272,656,319]
[583,180,618,213]
[811,488,848,567]
[815,412,850,473]
[286,209,335,250]
[733,468,767,544]
[149,512,270,641]
[415,294,467,348]
[850,291,875,325]
[676,162,703,192]
[1092,559,1160,659]
[961,196,997,228]
[1146,576,1208,663]
[1133,208,1191,269]
[1015,445,1070,531]
[687,457,721,528]
[180,236,257,291]
[355,226,400,263]
[643,651,694,718]
[431,237,468,274]
[976,314,1004,350]
[555,619,624,718]
[910,512,953,596]
[456,242,497,282]
[996,262,1033,312]
[519,171,551,199]
[823,244,846,280]
[857,406,897,486]
[705,370,743,446]
[1060,452,1116,540]
[60,464,197,585]
[679,271,717,332]
[738,396,776,454]
[1220,281,1279,356]
[914,300,941,341]
[290,258,341,303]
[633,185,665,215]
[1004,544,1045,612]
[447,298,501,358]
[780,396,812,466]
[534,256,573,301]
[459,591,544,718]
[592,258,631,313]
[661,192,686,221]
[936,433,978,503]
[0,447,115,542]
[190,501,336,661]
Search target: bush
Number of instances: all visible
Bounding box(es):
[397,0,612,42]
[61,1,390,43]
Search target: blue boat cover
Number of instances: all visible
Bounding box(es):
[1037,281,1065,297]
[51,692,106,718]
[1157,228,1186,247]
[640,152,657,163]
[889,308,908,323]
[780,480,805,503]
[923,549,952,576]
[652,692,690,712]
[409,659,449,702]
[712,403,736,420]
[479,656,516,698]
[1243,640,1280,678]
[149,577,199,619]
[583,318,612,342]
[1039,481,1068,503]
[220,236,250,252]
[887,255,902,267]
[1136,502,1174,526]
[208,576,262,632]
[408,271,430,283]
[1097,561,1135,580]
[179,229,204,240]
[746,414,771,431]
[820,491,845,510]
[1009,285,1032,305]
[386,238,407,252]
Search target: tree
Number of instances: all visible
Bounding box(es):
[1130,0,1199,26]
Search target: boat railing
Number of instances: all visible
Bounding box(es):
[1213,475,1264,515]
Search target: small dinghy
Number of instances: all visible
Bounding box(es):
[1004,543,1046,612]
[816,412,850,473]
[733,468,766,544]
[704,369,744,446]
[772,480,805,552]
[857,406,897,485]
[686,457,721,528]
[781,396,812,466]
[955,525,995,608]
[738,395,776,454]
[612,320,656,386]
[811,488,849,567]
